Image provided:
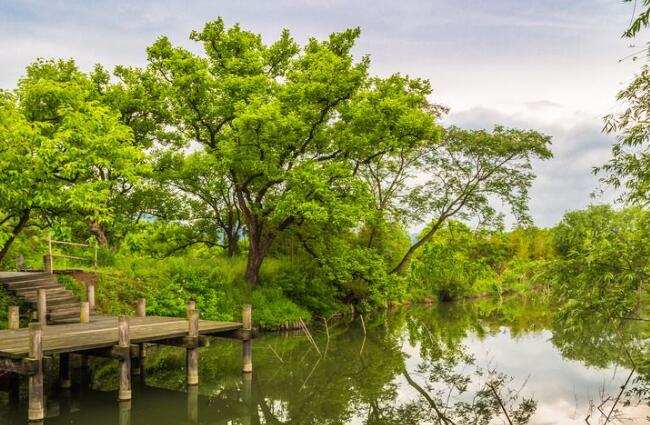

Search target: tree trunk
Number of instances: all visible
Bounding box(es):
[244,223,274,286]
[0,211,30,264]
[245,240,265,286]
[89,220,109,248]
[226,231,239,258]
[391,216,446,274]
[235,186,273,286]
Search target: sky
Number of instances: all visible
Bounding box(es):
[0,0,646,227]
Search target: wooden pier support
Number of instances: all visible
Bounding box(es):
[118,400,131,425]
[43,254,52,274]
[134,299,146,378]
[9,372,20,404]
[117,316,131,401]
[86,282,95,311]
[37,289,46,327]
[59,353,71,389]
[8,305,19,330]
[80,301,90,323]
[186,300,196,316]
[136,298,146,317]
[28,323,44,422]
[242,304,252,374]
[186,303,199,386]
[187,383,199,424]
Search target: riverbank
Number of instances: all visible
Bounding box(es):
[0,251,547,331]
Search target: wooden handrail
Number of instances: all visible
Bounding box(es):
[50,240,91,248]
[46,233,98,271]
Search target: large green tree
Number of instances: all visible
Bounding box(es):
[145,19,440,285]
[0,59,142,262]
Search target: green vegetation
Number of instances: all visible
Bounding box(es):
[0,17,646,385]
[0,19,554,329]
[410,221,553,302]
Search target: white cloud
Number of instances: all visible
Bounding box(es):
[447,103,619,227]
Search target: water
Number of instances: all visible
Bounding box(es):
[1,298,648,424]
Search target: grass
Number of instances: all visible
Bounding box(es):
[72,254,312,330]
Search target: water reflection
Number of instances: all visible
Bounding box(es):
[0,298,647,424]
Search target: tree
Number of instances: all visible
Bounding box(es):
[156,151,242,256]
[598,1,650,203]
[145,19,440,285]
[601,68,650,204]
[623,0,650,38]
[0,59,141,262]
[551,205,649,321]
[391,126,552,273]
[0,92,42,261]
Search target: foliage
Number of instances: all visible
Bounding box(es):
[72,251,310,329]
[601,67,650,204]
[547,205,650,408]
[0,59,144,262]
[623,0,650,38]
[600,0,650,203]
[549,205,649,323]
[411,221,554,301]
[391,126,552,273]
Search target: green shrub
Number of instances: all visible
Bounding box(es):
[77,253,311,328]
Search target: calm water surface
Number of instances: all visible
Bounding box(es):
[1,298,648,424]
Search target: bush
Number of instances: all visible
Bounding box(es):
[76,253,311,329]
[410,221,555,301]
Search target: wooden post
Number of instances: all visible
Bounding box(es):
[136,299,146,317]
[47,233,53,274]
[17,254,24,271]
[8,305,19,330]
[186,300,196,316]
[59,353,71,389]
[186,306,199,386]
[28,323,44,421]
[187,383,198,424]
[118,400,131,425]
[37,289,47,327]
[86,282,95,311]
[42,254,52,275]
[136,298,146,378]
[80,301,90,323]
[118,316,131,401]
[242,304,252,374]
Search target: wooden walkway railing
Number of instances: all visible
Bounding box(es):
[45,233,98,273]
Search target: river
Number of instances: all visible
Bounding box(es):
[1,297,648,424]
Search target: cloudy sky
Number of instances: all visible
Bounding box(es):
[0,0,645,226]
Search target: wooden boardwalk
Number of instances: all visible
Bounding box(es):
[0,316,243,359]
[0,301,254,422]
